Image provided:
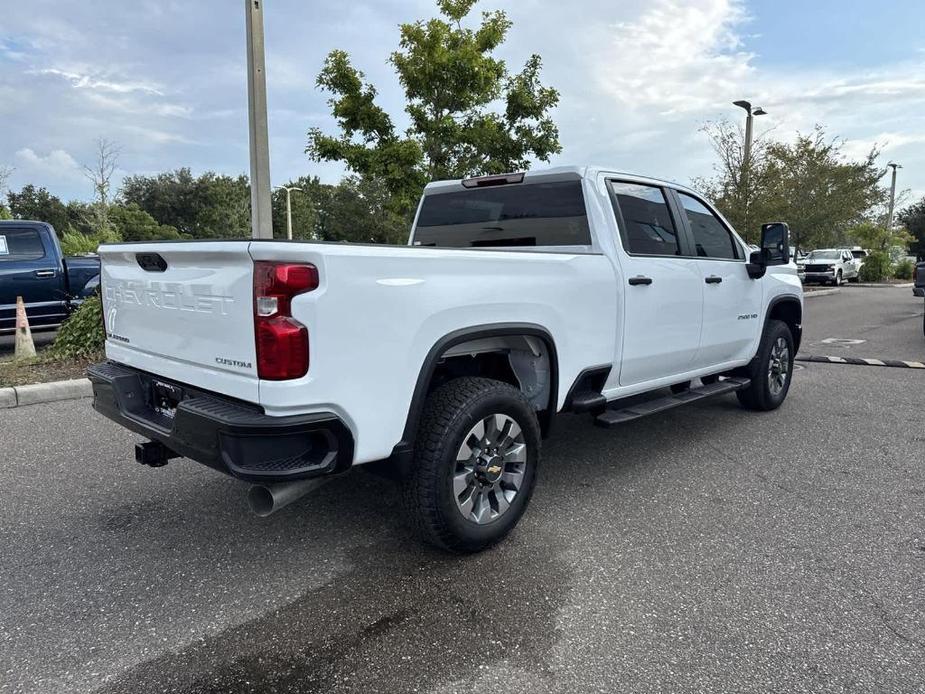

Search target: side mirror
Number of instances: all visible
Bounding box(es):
[760,222,790,266]
[746,250,766,279]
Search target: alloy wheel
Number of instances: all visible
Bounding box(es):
[768,337,790,396]
[453,414,527,524]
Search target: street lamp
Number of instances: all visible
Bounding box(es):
[274,186,303,240]
[245,0,273,239]
[733,100,768,241]
[886,162,902,230]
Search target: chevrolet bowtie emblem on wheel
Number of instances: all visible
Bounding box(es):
[486,465,502,475]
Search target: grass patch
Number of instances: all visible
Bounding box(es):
[0,350,100,388]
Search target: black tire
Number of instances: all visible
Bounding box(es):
[834,270,843,286]
[401,377,541,553]
[736,320,795,411]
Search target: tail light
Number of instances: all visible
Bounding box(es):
[253,262,318,380]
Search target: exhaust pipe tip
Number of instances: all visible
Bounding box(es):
[246,477,332,517]
[247,485,277,517]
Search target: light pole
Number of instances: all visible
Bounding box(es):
[274,186,303,240]
[733,100,767,241]
[245,0,273,239]
[886,162,902,230]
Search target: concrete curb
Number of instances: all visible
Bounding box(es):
[797,354,925,369]
[0,378,92,409]
[804,288,841,298]
[849,282,914,288]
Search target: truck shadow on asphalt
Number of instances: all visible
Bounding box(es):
[94,505,573,694]
[90,409,719,694]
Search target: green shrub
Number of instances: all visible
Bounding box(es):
[859,251,891,282]
[51,295,105,359]
[59,230,98,256]
[893,258,915,280]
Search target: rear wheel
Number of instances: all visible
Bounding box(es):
[736,320,795,411]
[401,377,541,553]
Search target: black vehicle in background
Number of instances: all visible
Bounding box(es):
[915,260,925,337]
[0,221,100,333]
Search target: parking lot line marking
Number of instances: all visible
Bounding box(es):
[797,355,925,369]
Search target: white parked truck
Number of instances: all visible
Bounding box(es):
[89,167,803,552]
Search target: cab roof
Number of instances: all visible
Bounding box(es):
[423,165,696,196]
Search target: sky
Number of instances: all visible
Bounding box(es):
[2,0,924,208]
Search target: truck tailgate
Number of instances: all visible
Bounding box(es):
[100,242,259,402]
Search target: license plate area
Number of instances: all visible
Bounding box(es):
[151,380,184,420]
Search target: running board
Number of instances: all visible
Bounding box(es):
[594,377,751,428]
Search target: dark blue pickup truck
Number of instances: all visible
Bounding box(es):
[0,221,101,333]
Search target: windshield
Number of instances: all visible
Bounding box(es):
[808,250,841,261]
[413,179,591,248]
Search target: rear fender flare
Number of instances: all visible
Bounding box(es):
[393,323,560,467]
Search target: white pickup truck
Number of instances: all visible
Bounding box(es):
[89,167,803,552]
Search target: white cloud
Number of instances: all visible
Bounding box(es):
[546,0,925,203]
[83,91,192,119]
[595,0,753,115]
[122,125,196,145]
[14,147,84,182]
[35,67,164,95]
[3,0,925,206]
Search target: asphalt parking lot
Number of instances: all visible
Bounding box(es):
[2,287,924,694]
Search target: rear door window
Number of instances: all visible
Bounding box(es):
[608,182,681,256]
[413,179,591,248]
[677,192,741,260]
[0,228,46,262]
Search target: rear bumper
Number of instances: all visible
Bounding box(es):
[87,361,354,483]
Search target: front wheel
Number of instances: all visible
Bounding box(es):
[737,320,795,411]
[834,270,843,286]
[401,377,541,553]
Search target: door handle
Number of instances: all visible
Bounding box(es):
[628,276,653,286]
[705,275,723,284]
[33,269,57,278]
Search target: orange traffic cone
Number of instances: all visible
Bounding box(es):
[14,296,36,360]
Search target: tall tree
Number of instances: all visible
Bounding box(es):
[308,0,561,213]
[7,185,71,233]
[697,124,886,248]
[759,128,885,250]
[109,203,182,242]
[693,119,772,242]
[898,197,925,260]
[121,168,251,238]
[271,176,326,240]
[321,176,410,244]
[0,166,11,219]
[82,137,121,234]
